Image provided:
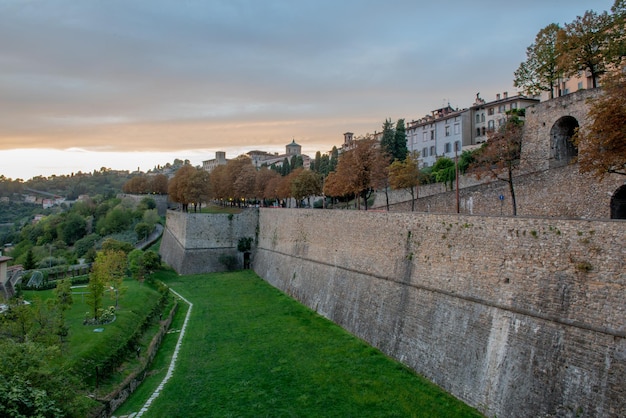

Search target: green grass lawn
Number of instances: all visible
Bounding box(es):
[114,270,482,417]
[23,278,167,395]
[199,204,244,214]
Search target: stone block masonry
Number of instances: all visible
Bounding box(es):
[253,208,625,417]
[159,209,259,275]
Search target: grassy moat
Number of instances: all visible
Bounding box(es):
[113,269,482,417]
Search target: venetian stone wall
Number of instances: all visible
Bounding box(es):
[253,208,625,418]
[381,165,625,219]
[117,193,169,216]
[372,89,624,219]
[159,209,258,275]
[522,89,599,172]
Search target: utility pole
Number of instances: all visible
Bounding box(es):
[455,142,460,214]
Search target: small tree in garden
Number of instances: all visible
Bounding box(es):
[128,249,147,283]
[106,250,127,308]
[86,249,127,321]
[86,252,107,321]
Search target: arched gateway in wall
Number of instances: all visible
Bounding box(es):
[549,116,579,168]
[611,185,626,219]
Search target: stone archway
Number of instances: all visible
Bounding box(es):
[549,116,579,168]
[611,185,626,219]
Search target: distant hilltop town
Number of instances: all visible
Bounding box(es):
[202,139,310,173]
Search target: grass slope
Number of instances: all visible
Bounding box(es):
[117,270,482,417]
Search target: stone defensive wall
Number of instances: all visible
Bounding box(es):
[253,208,625,417]
[379,164,625,219]
[159,209,258,275]
[117,193,169,216]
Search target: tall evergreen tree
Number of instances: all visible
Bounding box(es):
[312,151,322,173]
[380,118,395,159]
[319,154,330,177]
[393,119,408,161]
[281,158,291,176]
[329,146,339,172]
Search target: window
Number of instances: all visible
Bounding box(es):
[488,108,494,115]
[577,81,583,90]
[422,147,428,157]
[482,127,486,135]
[430,130,435,140]
[476,128,481,136]
[455,141,461,152]
[445,126,450,137]
[454,123,460,135]
[475,114,480,123]
[498,105,505,113]
[481,114,485,122]
[445,143,451,153]
[423,132,428,142]
[430,146,435,156]
[488,120,495,130]
[511,102,517,109]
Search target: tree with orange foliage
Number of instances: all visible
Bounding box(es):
[291,168,322,207]
[389,152,420,211]
[327,137,389,210]
[574,69,626,179]
[255,166,281,206]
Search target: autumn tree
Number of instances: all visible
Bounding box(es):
[322,171,349,207]
[331,137,389,210]
[469,116,524,216]
[514,23,562,99]
[150,174,169,194]
[389,152,420,211]
[186,169,212,211]
[291,168,322,207]
[557,9,613,88]
[255,166,281,206]
[264,174,286,206]
[573,69,626,179]
[123,176,149,194]
[209,164,229,204]
[167,164,196,212]
[227,155,256,204]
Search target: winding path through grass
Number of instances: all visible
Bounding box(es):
[136,288,193,417]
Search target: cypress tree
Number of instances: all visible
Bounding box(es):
[393,118,408,161]
[380,118,395,159]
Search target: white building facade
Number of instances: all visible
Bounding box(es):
[470,92,539,145]
[406,106,471,168]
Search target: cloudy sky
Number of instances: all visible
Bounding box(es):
[0,0,615,180]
